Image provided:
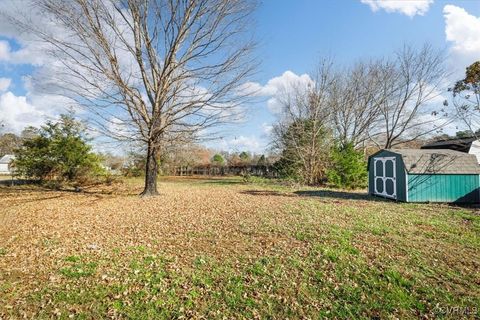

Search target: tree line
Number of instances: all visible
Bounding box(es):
[2,51,479,190]
[0,116,275,187]
[270,44,463,187]
[2,1,480,193]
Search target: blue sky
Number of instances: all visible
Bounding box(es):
[255,0,478,78]
[1,0,479,154]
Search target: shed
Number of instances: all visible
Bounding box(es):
[368,149,480,203]
[0,154,15,174]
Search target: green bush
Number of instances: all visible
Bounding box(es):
[212,154,225,166]
[273,156,302,182]
[326,143,367,189]
[14,114,105,187]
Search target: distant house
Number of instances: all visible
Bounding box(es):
[368,149,480,203]
[421,136,480,163]
[0,155,15,174]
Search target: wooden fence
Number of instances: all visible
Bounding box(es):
[173,165,278,178]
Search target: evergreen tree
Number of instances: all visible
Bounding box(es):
[239,151,250,164]
[14,114,103,185]
[326,143,367,189]
[211,154,225,166]
[257,155,267,166]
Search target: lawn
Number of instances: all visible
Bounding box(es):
[0,177,478,319]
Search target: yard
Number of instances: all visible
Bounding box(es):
[0,177,479,319]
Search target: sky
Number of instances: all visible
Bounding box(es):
[0,0,479,154]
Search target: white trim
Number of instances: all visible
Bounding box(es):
[405,172,409,202]
[373,157,397,200]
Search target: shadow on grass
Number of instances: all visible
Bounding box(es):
[0,179,38,186]
[241,188,389,202]
[201,178,244,186]
[0,179,137,199]
[447,202,480,210]
[294,190,386,202]
[240,190,298,197]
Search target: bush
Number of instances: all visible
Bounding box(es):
[273,156,302,182]
[121,152,146,177]
[326,143,367,189]
[121,166,144,177]
[241,170,252,183]
[14,114,105,187]
[211,154,225,166]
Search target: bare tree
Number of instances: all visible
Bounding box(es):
[374,44,449,149]
[329,61,387,148]
[272,60,335,185]
[449,61,480,138]
[327,45,450,150]
[6,0,256,196]
[0,132,23,156]
[160,142,212,173]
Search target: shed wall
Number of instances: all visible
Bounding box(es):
[407,174,480,203]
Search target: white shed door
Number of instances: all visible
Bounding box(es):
[373,157,397,199]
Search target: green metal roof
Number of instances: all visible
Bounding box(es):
[390,149,480,174]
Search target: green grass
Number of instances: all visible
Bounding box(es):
[28,236,478,319]
[26,203,480,319]
[59,256,98,279]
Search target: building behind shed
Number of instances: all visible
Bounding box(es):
[421,136,480,164]
[0,155,14,174]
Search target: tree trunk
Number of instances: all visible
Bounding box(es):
[141,142,159,197]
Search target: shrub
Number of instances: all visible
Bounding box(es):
[14,114,105,187]
[121,152,146,177]
[273,156,302,182]
[326,143,367,189]
[121,166,144,177]
[211,154,225,166]
[241,170,252,183]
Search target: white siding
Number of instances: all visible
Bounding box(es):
[469,140,480,164]
[0,163,10,174]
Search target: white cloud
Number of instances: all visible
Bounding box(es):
[443,5,480,60]
[0,1,59,66]
[361,0,433,17]
[242,71,313,97]
[0,41,10,61]
[243,71,313,114]
[262,71,313,97]
[0,38,46,66]
[236,81,266,96]
[211,135,265,153]
[0,78,11,92]
[0,91,49,132]
[22,76,73,113]
[229,135,262,152]
[0,78,69,133]
[262,122,273,135]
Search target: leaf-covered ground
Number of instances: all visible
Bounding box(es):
[0,177,479,319]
